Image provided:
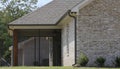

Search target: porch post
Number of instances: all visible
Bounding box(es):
[49,37,53,66]
[13,30,18,66]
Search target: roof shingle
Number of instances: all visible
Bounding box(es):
[9,0,84,26]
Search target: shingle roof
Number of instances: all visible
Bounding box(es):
[9,0,84,26]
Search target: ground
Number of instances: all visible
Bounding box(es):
[0,67,120,69]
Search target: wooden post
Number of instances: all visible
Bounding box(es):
[13,30,18,66]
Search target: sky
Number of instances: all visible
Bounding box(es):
[37,0,53,7]
[0,0,53,9]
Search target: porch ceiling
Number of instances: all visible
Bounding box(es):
[17,29,61,37]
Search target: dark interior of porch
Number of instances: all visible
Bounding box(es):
[14,29,61,66]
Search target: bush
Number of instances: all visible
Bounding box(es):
[95,57,106,67]
[77,53,89,66]
[113,56,120,67]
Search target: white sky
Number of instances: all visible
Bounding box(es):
[0,0,53,8]
[37,0,53,7]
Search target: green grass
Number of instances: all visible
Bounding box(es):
[0,67,120,69]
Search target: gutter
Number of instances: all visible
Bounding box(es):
[8,25,14,36]
[8,25,13,31]
[68,10,77,64]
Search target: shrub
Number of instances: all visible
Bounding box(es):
[77,53,89,66]
[113,56,120,67]
[95,57,106,67]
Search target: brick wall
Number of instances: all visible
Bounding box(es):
[62,19,75,66]
[77,0,120,66]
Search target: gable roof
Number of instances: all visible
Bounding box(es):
[9,0,84,26]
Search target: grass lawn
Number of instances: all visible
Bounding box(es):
[0,67,120,69]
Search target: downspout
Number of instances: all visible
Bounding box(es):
[68,10,77,64]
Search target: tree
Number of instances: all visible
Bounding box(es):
[0,0,38,63]
[0,0,38,22]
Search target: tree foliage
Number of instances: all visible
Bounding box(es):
[0,0,38,63]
